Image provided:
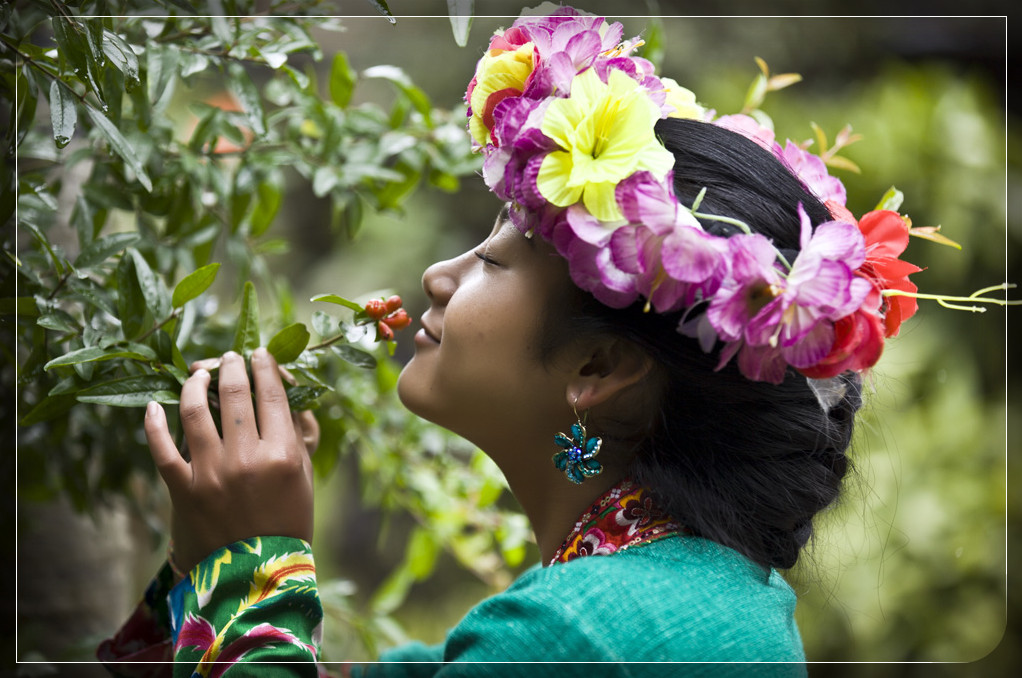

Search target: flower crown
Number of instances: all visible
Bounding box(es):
[465,7,1014,387]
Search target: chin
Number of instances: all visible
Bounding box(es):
[395,357,435,422]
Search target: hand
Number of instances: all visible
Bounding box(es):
[144,347,315,574]
[188,355,320,456]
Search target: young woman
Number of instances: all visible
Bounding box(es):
[100,8,924,676]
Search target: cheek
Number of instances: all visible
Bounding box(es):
[445,277,544,363]
[398,279,547,422]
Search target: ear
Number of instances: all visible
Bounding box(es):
[566,338,653,411]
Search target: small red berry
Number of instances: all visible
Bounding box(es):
[384,295,403,313]
[364,299,387,320]
[382,308,411,331]
[377,321,395,341]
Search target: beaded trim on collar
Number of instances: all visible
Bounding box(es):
[549,478,686,566]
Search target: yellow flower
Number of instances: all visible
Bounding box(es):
[469,42,535,146]
[661,77,707,120]
[537,68,674,222]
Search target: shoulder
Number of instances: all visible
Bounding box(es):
[444,536,804,665]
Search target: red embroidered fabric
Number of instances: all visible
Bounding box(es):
[550,478,686,565]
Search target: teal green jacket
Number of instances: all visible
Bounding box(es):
[361,535,806,676]
[100,528,805,676]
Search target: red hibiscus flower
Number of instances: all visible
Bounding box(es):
[803,202,923,379]
[827,202,923,337]
[800,303,885,379]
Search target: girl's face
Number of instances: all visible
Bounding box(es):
[397,210,576,455]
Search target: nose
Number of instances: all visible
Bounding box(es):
[421,254,461,306]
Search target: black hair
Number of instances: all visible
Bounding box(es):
[539,117,861,571]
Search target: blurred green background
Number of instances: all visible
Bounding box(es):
[13,4,1018,675]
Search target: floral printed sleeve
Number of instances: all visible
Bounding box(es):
[100,536,323,677]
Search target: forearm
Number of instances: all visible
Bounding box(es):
[99,536,323,677]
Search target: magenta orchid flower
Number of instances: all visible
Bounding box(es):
[776,140,847,206]
[707,206,871,383]
[612,172,728,312]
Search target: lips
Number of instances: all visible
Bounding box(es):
[419,315,441,343]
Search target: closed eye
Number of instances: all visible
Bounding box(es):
[474,251,500,266]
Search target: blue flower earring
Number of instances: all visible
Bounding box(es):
[553,401,603,484]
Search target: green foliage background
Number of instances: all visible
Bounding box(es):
[5,3,1017,674]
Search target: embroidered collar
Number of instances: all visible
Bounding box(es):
[549,478,685,566]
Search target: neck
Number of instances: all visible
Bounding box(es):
[502,463,624,564]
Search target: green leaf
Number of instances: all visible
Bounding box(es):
[407,527,441,579]
[20,393,78,426]
[369,567,414,616]
[37,311,77,333]
[311,311,336,338]
[743,73,768,112]
[49,376,81,396]
[875,186,905,212]
[49,79,77,149]
[74,231,140,269]
[329,52,357,108]
[76,374,181,407]
[231,281,260,355]
[267,322,310,364]
[147,44,179,111]
[115,253,147,339]
[52,17,101,98]
[363,65,432,124]
[343,196,364,240]
[311,293,363,312]
[363,0,396,23]
[258,48,288,70]
[447,0,474,47]
[172,262,221,308]
[44,343,158,370]
[85,104,153,192]
[102,30,140,84]
[333,344,377,369]
[312,166,338,197]
[159,0,198,14]
[228,62,266,136]
[254,239,289,255]
[285,384,327,410]
[128,248,170,319]
[22,222,65,276]
[250,182,282,237]
[15,71,38,149]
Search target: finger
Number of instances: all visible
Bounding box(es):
[144,401,190,491]
[189,357,221,373]
[296,410,319,454]
[278,365,297,386]
[251,347,294,445]
[179,368,221,462]
[218,350,258,451]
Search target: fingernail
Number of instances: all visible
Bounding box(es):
[253,347,268,361]
[195,368,210,381]
[222,351,239,362]
[146,401,158,418]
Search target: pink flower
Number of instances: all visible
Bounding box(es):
[612,172,728,312]
[713,114,776,151]
[707,206,872,383]
[776,140,847,206]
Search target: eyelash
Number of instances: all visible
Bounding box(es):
[474,251,500,266]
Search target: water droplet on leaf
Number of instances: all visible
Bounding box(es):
[55,136,70,148]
